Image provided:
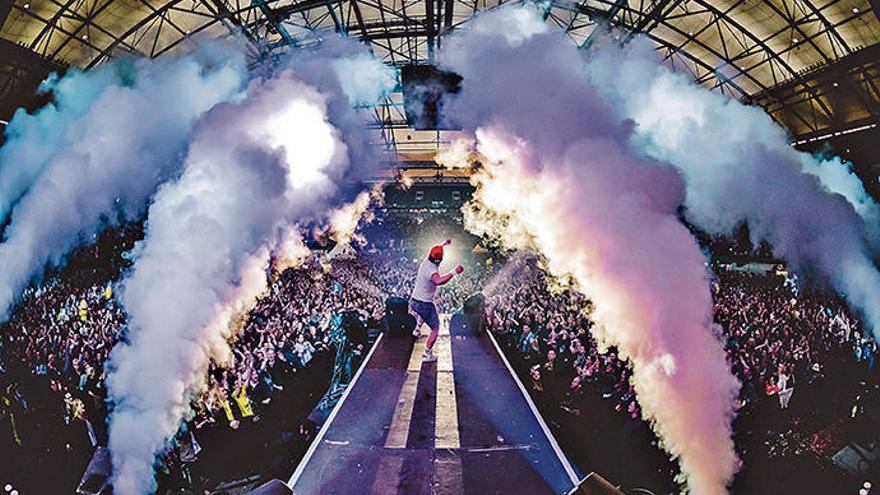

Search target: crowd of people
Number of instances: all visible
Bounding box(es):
[480,253,878,491]
[713,267,870,412]
[482,255,638,422]
[362,212,488,313]
[0,224,390,492]
[2,209,879,493]
[191,256,386,432]
[484,256,875,426]
[1,225,140,491]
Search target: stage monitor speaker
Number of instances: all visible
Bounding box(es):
[341,309,368,348]
[463,292,486,333]
[246,479,293,495]
[463,292,484,316]
[76,447,111,495]
[567,472,625,495]
[832,442,876,475]
[385,296,416,337]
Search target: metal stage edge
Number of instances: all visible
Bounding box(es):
[286,332,386,489]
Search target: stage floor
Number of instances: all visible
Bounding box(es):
[288,313,580,494]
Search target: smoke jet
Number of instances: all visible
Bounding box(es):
[107,74,346,494]
[586,41,880,336]
[438,7,739,494]
[106,43,392,494]
[0,49,247,320]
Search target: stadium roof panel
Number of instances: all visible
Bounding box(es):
[1,0,878,141]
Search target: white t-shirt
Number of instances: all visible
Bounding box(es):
[411,258,440,303]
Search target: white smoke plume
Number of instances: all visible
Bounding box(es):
[585,40,880,335]
[0,48,248,320]
[798,153,880,243]
[106,43,393,493]
[273,225,313,272]
[283,36,397,182]
[439,6,739,494]
[107,75,346,494]
[329,185,384,245]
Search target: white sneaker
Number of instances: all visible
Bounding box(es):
[422,348,437,362]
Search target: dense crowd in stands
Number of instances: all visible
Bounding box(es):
[482,254,878,492]
[1,226,140,491]
[191,257,386,432]
[713,267,870,412]
[483,256,638,421]
[484,255,876,425]
[0,226,389,492]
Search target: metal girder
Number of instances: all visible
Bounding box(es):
[680,0,835,123]
[797,0,852,56]
[626,0,680,38]
[48,0,117,60]
[575,0,843,134]
[15,4,110,60]
[84,0,273,68]
[580,0,627,50]
[254,0,297,46]
[443,0,454,32]
[28,0,80,53]
[757,0,831,65]
[561,0,830,131]
[350,0,368,39]
[323,0,343,33]
[85,0,188,68]
[747,43,880,135]
[426,0,435,60]
[2,0,875,143]
[564,1,755,96]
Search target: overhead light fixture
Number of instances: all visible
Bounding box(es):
[833,81,839,87]
[82,34,88,40]
[792,37,799,43]
[688,31,694,36]
[23,3,29,8]
[853,7,860,13]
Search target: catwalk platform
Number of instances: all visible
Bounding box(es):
[287,312,581,494]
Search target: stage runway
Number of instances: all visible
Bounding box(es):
[288,312,580,494]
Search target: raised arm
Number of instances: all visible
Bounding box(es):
[431,264,464,286]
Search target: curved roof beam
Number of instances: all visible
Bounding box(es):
[554,0,827,132]
[84,0,265,68]
[672,0,834,121]
[48,0,118,60]
[14,4,112,59]
[561,1,767,93]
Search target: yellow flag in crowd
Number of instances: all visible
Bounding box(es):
[78,299,88,321]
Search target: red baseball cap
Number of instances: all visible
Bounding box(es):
[429,245,444,261]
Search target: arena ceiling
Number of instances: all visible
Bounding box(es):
[1,0,879,147]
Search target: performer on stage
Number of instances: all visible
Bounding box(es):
[411,239,464,362]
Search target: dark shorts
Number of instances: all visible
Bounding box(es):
[410,299,439,331]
